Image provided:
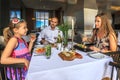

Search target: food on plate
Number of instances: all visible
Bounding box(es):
[62,50,75,57]
[76,43,87,49]
[75,53,83,59]
[58,50,82,61]
[35,48,45,54]
[62,50,82,59]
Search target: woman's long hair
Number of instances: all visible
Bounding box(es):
[95,13,117,46]
[95,13,115,36]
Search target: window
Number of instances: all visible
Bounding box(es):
[10,10,21,19]
[35,11,49,29]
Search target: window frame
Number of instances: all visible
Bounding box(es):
[34,10,49,29]
[10,9,21,19]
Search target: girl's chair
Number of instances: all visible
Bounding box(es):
[0,41,25,80]
[0,63,25,80]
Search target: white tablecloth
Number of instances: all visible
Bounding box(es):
[26,47,116,80]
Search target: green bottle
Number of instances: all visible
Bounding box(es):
[57,31,62,43]
[45,44,51,59]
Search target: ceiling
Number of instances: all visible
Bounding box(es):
[96,0,120,11]
[21,0,67,10]
[21,0,120,12]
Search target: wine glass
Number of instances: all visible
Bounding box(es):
[54,37,57,43]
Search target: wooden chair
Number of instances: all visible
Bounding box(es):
[0,44,5,80]
[0,44,25,80]
[109,62,120,80]
[105,51,120,80]
[105,51,120,62]
[0,44,5,57]
[0,63,25,80]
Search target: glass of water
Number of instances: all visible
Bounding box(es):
[45,44,51,59]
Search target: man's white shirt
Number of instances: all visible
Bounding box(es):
[37,26,63,43]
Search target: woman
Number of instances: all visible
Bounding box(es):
[83,13,117,53]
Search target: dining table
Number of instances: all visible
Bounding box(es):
[25,43,117,80]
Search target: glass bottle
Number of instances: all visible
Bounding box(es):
[57,31,62,43]
[45,44,51,59]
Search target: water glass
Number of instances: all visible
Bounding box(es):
[45,45,51,59]
[30,33,36,39]
[57,43,62,50]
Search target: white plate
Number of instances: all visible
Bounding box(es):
[34,45,45,48]
[34,47,45,56]
[88,52,105,59]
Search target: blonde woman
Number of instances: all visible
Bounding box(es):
[83,13,117,53]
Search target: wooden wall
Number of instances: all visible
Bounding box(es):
[25,8,34,31]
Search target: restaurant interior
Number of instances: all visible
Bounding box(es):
[0,0,120,35]
[0,0,120,80]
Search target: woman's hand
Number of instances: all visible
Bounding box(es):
[89,46,108,53]
[82,36,88,42]
[89,46,100,52]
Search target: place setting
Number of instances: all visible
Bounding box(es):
[57,39,83,61]
[33,43,52,59]
[58,49,83,61]
[33,45,46,56]
[73,33,95,52]
[86,51,106,59]
[73,42,93,52]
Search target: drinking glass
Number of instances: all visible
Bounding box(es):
[57,43,62,50]
[54,37,57,43]
[45,44,51,59]
[30,33,36,40]
[80,34,87,42]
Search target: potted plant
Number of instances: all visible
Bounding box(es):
[58,23,71,46]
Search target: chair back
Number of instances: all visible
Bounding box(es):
[105,51,120,80]
[0,63,24,80]
[109,62,120,80]
[105,51,120,62]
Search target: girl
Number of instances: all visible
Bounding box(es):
[83,13,117,53]
[1,17,36,80]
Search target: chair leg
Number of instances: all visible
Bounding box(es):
[111,66,114,80]
[118,69,120,80]
[0,67,7,80]
[4,68,7,80]
[116,68,119,80]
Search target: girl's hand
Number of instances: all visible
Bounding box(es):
[30,37,36,43]
[23,59,30,69]
[29,33,36,43]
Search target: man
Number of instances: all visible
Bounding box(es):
[37,17,63,44]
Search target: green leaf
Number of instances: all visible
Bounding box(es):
[57,23,71,32]
[57,23,71,45]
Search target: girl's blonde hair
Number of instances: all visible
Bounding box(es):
[3,17,26,44]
